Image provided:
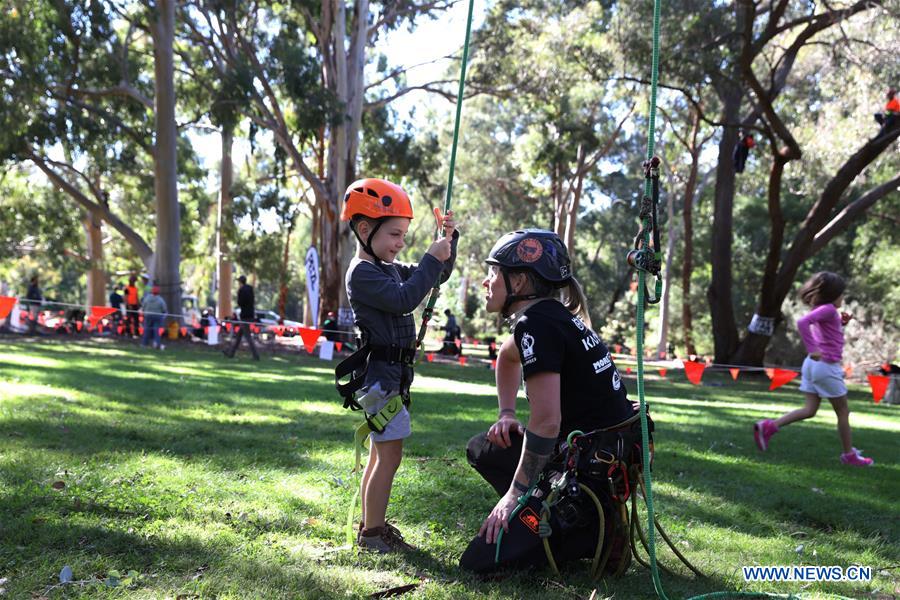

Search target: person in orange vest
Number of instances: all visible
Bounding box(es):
[732,129,755,173]
[124,275,141,337]
[874,88,899,133]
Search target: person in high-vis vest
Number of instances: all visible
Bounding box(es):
[124,275,140,337]
[874,88,899,134]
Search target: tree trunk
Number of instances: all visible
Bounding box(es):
[707,87,742,362]
[216,126,234,320]
[730,125,900,365]
[150,0,181,323]
[83,210,106,307]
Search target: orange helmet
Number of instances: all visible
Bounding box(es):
[340,178,414,222]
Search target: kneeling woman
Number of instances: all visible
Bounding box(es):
[460,229,644,574]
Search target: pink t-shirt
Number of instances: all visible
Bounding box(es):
[796,303,844,363]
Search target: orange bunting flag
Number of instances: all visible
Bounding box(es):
[88,306,118,327]
[117,325,125,335]
[867,374,890,403]
[682,360,706,385]
[335,341,343,352]
[224,322,232,332]
[729,368,740,381]
[298,327,322,354]
[764,368,775,379]
[658,368,668,378]
[490,359,497,370]
[158,327,165,336]
[1,297,19,319]
[180,327,188,337]
[769,368,799,391]
[625,366,632,374]
[427,353,435,362]
[459,356,467,366]
[139,326,144,335]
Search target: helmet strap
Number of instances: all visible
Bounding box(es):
[500,269,539,318]
[352,219,386,263]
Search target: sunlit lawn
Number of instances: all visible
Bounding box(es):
[0,338,897,599]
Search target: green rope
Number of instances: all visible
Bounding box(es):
[633,4,860,599]
[634,0,664,594]
[415,0,476,351]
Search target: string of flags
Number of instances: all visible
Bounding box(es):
[0,295,895,403]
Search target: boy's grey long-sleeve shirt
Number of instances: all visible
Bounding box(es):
[346,232,459,393]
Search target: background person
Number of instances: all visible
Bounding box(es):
[124,275,141,337]
[24,275,43,334]
[140,285,168,350]
[224,275,260,360]
[753,272,873,466]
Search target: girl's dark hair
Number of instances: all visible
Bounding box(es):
[517,270,592,327]
[798,271,846,306]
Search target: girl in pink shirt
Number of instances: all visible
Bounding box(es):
[754,272,873,466]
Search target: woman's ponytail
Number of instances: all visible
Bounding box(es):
[561,277,592,328]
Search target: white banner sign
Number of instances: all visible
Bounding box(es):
[305,246,320,327]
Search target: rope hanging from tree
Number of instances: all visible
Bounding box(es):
[414,0,477,353]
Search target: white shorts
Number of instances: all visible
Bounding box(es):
[797,356,847,398]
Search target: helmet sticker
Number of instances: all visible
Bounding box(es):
[560,264,570,278]
[516,238,543,263]
[381,195,392,206]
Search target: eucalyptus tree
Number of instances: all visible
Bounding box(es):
[0,0,193,318]
[616,0,893,363]
[182,0,457,314]
[466,0,635,258]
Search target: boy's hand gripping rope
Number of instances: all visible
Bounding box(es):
[414,0,476,354]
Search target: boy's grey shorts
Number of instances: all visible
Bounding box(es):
[366,394,411,442]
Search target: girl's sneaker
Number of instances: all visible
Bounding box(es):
[753,419,778,451]
[840,451,874,467]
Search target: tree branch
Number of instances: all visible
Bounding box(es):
[24,146,154,264]
[810,173,900,255]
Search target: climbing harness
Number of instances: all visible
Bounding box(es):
[334,328,414,544]
[413,0,476,353]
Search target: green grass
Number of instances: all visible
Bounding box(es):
[0,339,897,599]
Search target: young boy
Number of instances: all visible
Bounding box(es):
[341,178,458,553]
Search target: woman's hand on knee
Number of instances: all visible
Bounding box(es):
[478,492,519,544]
[487,417,524,449]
